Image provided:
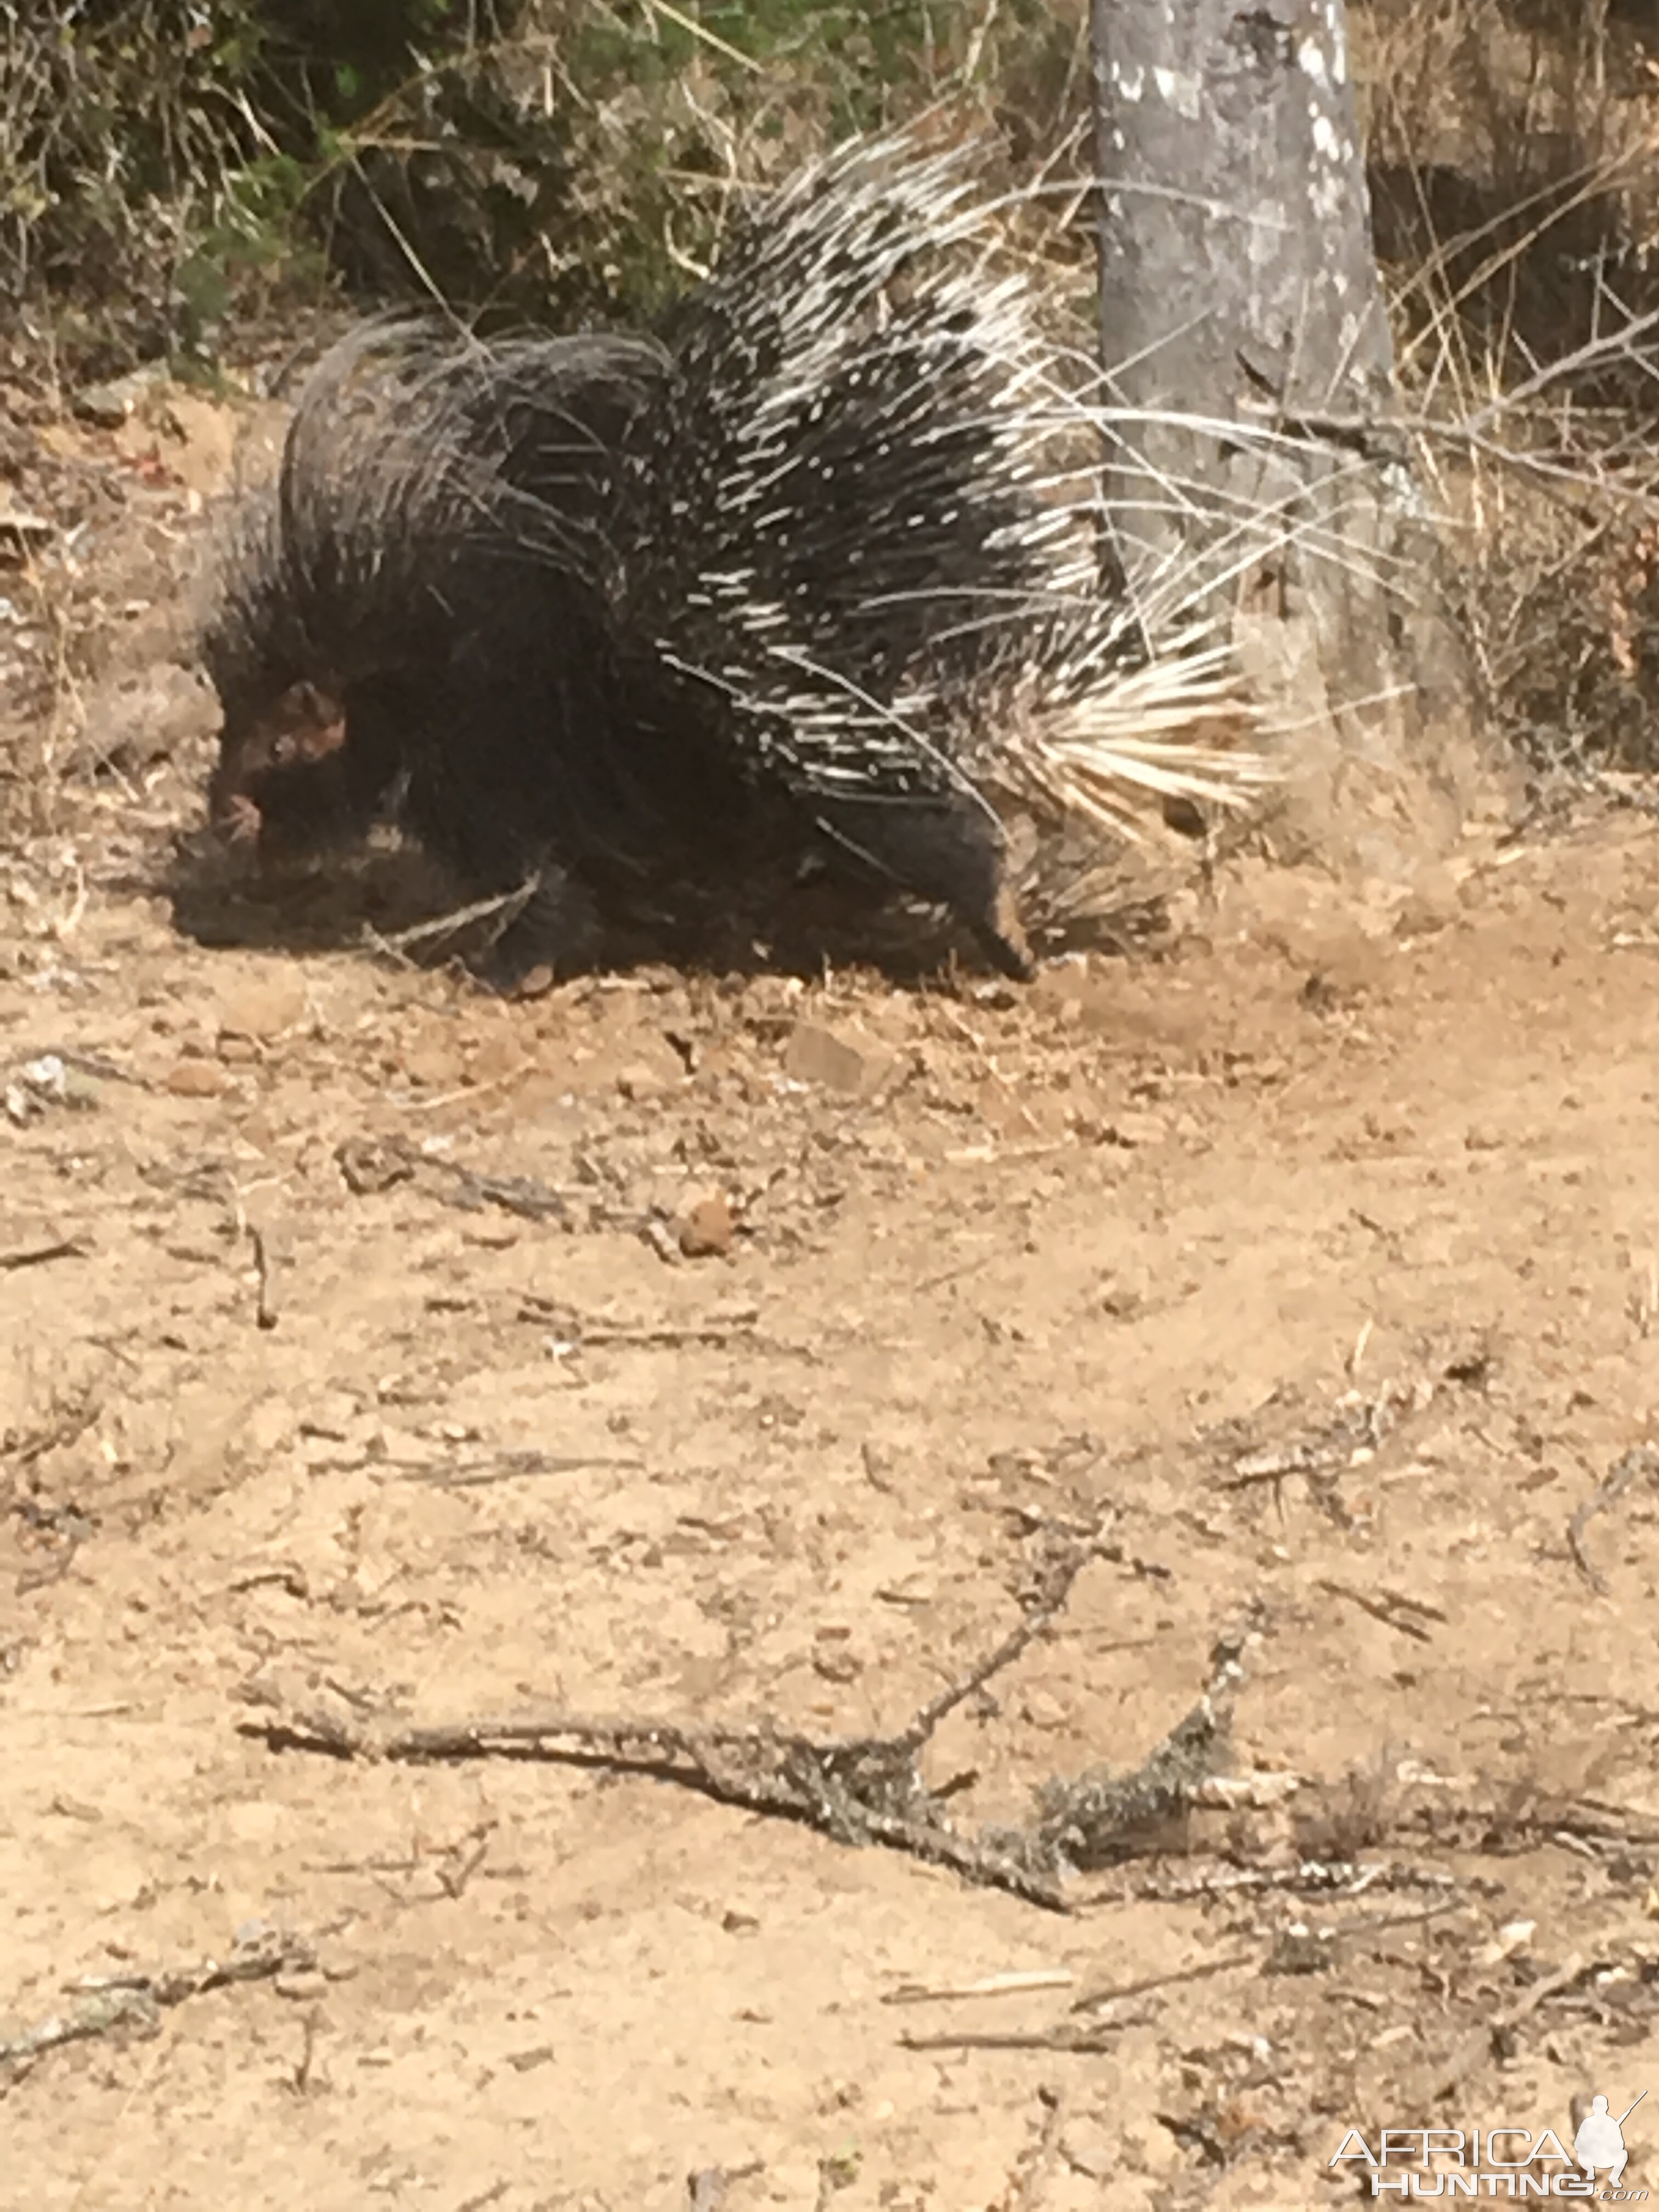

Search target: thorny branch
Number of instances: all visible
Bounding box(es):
[0,1925,313,2085]
[240,1550,1263,1912]
[1030,1612,1258,1870]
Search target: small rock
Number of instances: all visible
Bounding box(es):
[166,1058,228,1098]
[273,1967,328,2003]
[617,1061,673,1103]
[401,1043,461,1089]
[1268,1922,1334,1974]
[0,493,54,562]
[784,1020,886,1094]
[1099,1276,1146,1321]
[155,391,237,496]
[1060,2118,1115,2182]
[1392,866,1462,940]
[679,1192,733,1259]
[467,1032,525,1086]
[336,1137,415,1195]
[12,1054,84,1115]
[218,979,307,1042]
[246,1399,297,1456]
[1104,1109,1167,1148]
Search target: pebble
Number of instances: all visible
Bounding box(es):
[166,1058,228,1098]
[1019,1689,1069,1731]
[217,979,307,1042]
[400,1043,462,1089]
[784,1020,888,1095]
[617,1061,673,1103]
[74,362,168,426]
[467,1031,525,1086]
[679,1192,733,1259]
[1104,1109,1167,1148]
[80,664,219,771]
[246,1398,297,1455]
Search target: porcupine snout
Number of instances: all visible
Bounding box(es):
[812,792,1035,981]
[208,680,353,856]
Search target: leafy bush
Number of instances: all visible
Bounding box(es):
[0,0,1090,369]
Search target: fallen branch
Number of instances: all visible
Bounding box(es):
[0,1926,313,2084]
[899,2022,1123,2054]
[239,1548,1103,1911]
[0,1239,86,1272]
[884,1968,1076,2006]
[1070,1951,1253,2015]
[383,1449,645,1490]
[244,1691,1069,1908]
[240,1567,1277,1910]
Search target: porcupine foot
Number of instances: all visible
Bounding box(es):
[480,865,606,989]
[811,794,1035,982]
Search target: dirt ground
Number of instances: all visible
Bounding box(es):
[4,386,1659,2212]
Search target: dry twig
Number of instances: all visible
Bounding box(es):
[1070,1951,1253,2015]
[1317,1577,1447,1643]
[246,1220,283,1330]
[1420,1953,1589,2105]
[1567,1444,1658,1596]
[0,1239,86,1271]
[0,1926,313,2083]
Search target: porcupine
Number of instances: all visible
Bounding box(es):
[201,133,1272,978]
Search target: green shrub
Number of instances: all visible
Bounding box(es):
[0,0,1091,370]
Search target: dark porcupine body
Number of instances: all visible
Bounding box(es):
[201,323,800,973]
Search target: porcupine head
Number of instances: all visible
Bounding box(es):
[207,677,351,861]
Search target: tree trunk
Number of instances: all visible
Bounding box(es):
[1090,0,1499,884]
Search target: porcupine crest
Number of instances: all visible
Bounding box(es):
[622,129,1273,879]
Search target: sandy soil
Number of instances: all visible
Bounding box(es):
[3,385,1659,2212]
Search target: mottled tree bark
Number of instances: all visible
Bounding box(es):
[1091,0,1496,878]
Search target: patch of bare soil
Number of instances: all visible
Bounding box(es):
[4,390,1659,2212]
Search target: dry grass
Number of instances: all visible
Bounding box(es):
[1356,0,1659,772]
